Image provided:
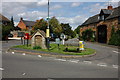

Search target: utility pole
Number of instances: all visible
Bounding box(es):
[46,0,50,50]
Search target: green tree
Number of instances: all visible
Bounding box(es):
[61,23,76,38]
[49,17,62,36]
[11,16,14,30]
[33,18,47,32]
[1,23,13,40]
[74,25,81,34]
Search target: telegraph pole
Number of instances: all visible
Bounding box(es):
[46,0,50,50]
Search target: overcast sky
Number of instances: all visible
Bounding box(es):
[1,0,119,30]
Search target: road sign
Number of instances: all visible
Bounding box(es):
[60,33,65,39]
[55,38,60,44]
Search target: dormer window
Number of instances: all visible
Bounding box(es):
[101,15,104,20]
[99,15,104,21]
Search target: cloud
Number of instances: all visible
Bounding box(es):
[71,2,81,7]
[14,21,19,26]
[89,3,106,14]
[37,0,48,6]
[83,2,118,15]
[57,15,87,30]
[50,4,62,10]
[110,0,119,2]
[17,10,53,21]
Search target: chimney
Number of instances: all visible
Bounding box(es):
[107,5,113,10]
[20,17,23,20]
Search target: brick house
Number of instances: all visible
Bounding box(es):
[17,17,35,31]
[80,6,120,43]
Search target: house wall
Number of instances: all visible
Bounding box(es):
[80,18,118,43]
[17,20,27,30]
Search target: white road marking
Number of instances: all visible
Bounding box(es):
[83,61,92,64]
[97,63,107,67]
[113,51,119,54]
[48,78,54,80]
[12,52,15,54]
[55,59,66,62]
[38,55,42,57]
[22,53,26,55]
[22,73,26,75]
[0,68,4,71]
[68,60,79,63]
[6,51,8,53]
[112,65,118,69]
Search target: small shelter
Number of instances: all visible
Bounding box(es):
[31,29,47,49]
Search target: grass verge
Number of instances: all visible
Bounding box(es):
[12,44,95,55]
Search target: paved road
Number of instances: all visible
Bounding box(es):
[1,40,119,78]
[65,38,118,65]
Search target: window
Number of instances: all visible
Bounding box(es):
[102,15,104,20]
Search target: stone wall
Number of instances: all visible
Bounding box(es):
[80,18,118,43]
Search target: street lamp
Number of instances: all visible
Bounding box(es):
[46,0,50,50]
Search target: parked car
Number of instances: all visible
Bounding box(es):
[8,34,13,37]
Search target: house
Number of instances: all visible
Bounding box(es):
[17,17,35,31]
[80,5,120,43]
[0,14,10,25]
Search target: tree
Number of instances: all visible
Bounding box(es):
[49,17,62,36]
[1,23,13,40]
[11,16,14,30]
[74,25,81,34]
[33,18,47,32]
[61,23,76,38]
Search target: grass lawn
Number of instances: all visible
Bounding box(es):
[13,44,95,55]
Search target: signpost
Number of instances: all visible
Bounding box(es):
[18,32,25,44]
[55,38,60,50]
[60,33,65,45]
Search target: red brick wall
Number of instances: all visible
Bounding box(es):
[17,20,27,30]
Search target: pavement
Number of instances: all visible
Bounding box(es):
[1,39,119,79]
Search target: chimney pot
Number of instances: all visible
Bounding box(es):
[107,6,113,10]
[20,17,23,20]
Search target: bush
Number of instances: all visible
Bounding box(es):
[33,46,41,49]
[82,29,95,41]
[108,30,120,46]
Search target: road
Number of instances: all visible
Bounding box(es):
[1,39,119,78]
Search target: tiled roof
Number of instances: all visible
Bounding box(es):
[31,29,46,38]
[101,9,113,14]
[81,6,120,26]
[0,14,10,22]
[22,20,35,27]
[81,14,99,26]
[106,6,120,20]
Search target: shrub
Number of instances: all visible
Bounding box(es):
[109,30,120,46]
[82,29,95,41]
[33,46,41,49]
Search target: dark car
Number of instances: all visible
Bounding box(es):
[8,34,13,37]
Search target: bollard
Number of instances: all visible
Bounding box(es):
[79,41,84,50]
